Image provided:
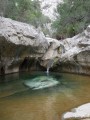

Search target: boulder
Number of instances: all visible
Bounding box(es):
[0,17,49,75]
[58,25,90,75]
[40,26,90,75]
[62,103,90,120]
[40,37,64,68]
[0,16,48,49]
[0,16,90,75]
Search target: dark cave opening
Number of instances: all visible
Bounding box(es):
[0,67,5,75]
[19,57,30,72]
[19,57,45,72]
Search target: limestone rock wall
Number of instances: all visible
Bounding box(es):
[0,17,90,75]
[0,17,49,75]
[58,25,90,75]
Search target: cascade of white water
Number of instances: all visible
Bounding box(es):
[46,59,54,74]
[46,67,49,75]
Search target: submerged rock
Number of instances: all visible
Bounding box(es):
[24,76,59,90]
[62,103,90,120]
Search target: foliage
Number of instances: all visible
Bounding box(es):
[52,0,90,38]
[0,0,50,28]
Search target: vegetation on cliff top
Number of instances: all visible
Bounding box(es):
[52,0,90,39]
[0,0,50,28]
[0,0,90,38]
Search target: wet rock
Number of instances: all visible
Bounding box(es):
[24,75,59,90]
[40,37,64,68]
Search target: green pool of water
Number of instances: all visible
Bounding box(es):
[0,72,90,120]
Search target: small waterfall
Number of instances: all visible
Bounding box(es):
[46,59,54,74]
[47,67,49,74]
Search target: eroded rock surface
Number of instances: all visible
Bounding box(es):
[40,26,90,75]
[58,26,90,75]
[40,37,64,67]
[0,17,90,75]
[0,17,49,75]
[62,103,90,120]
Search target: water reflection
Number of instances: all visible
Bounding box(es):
[0,72,79,98]
[0,73,28,98]
[0,72,90,120]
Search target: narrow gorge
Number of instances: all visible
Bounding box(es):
[0,17,90,75]
[0,0,90,120]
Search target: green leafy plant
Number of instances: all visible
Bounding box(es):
[52,0,90,38]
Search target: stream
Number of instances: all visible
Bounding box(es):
[0,72,90,120]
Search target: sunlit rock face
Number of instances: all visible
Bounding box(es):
[0,17,48,47]
[38,0,63,37]
[58,25,90,75]
[39,0,63,20]
[62,103,90,120]
[0,17,49,75]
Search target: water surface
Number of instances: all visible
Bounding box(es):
[0,72,90,120]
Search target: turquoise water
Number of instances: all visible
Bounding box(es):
[0,72,90,120]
